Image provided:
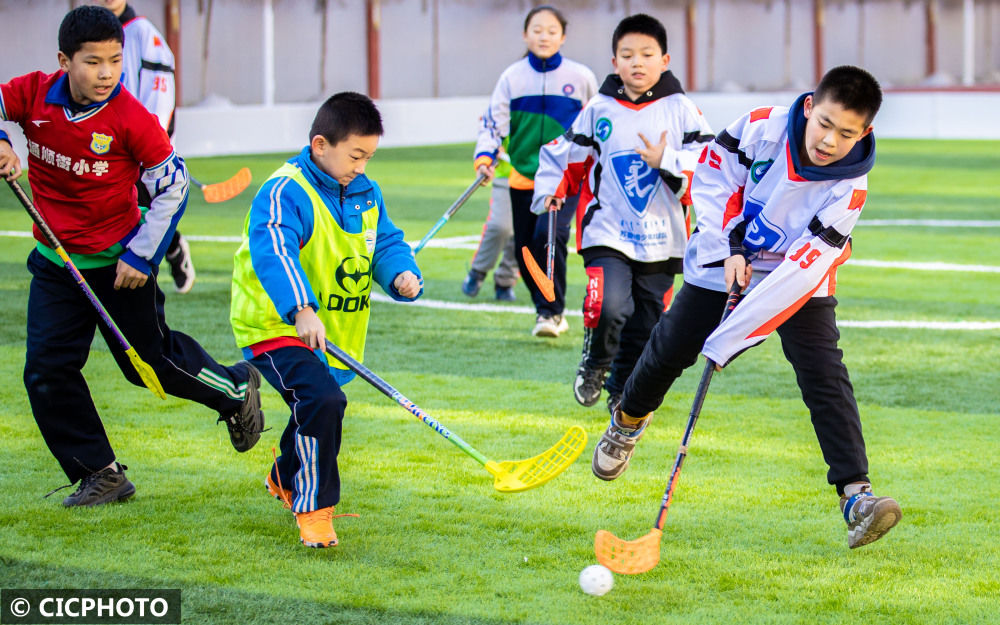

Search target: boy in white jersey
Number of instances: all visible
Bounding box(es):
[533,14,713,414]
[91,0,196,293]
[593,66,902,549]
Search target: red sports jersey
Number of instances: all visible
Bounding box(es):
[1,71,172,254]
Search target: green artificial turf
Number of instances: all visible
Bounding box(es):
[0,140,996,624]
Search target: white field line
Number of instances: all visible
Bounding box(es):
[1,230,990,329]
[10,229,994,273]
[858,219,1000,227]
[845,259,1000,273]
[370,293,1000,331]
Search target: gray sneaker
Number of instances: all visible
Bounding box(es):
[218,361,265,452]
[574,364,608,407]
[592,407,650,481]
[62,463,136,507]
[840,485,902,548]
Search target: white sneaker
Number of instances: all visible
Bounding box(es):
[532,315,559,337]
[554,314,569,335]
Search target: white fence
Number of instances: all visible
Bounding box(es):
[1,0,999,106]
[3,90,999,164]
[170,90,1000,157]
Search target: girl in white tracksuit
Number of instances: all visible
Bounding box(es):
[474,5,597,336]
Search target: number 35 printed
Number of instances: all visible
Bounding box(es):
[152,76,169,93]
[788,242,822,268]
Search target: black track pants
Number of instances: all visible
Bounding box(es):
[510,187,575,316]
[24,249,249,483]
[579,254,675,396]
[620,282,869,490]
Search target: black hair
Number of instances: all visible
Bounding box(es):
[813,65,883,125]
[523,5,567,34]
[58,5,123,58]
[612,13,667,55]
[310,92,384,146]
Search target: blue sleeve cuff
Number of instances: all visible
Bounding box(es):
[119,249,152,275]
[0,130,10,144]
[281,302,318,326]
[387,273,424,302]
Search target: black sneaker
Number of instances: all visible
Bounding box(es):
[573,364,608,407]
[165,233,196,294]
[494,284,517,302]
[461,269,485,297]
[218,361,265,452]
[62,463,136,507]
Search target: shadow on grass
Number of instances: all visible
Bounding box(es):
[0,556,543,625]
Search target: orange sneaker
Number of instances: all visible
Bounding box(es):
[265,473,292,509]
[295,507,338,548]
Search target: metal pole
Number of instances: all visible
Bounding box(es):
[262,0,275,106]
[962,0,975,85]
[432,0,440,97]
[686,1,697,92]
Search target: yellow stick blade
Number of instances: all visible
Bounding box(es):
[486,425,587,492]
[520,246,555,302]
[594,528,662,575]
[201,167,252,203]
[126,348,166,400]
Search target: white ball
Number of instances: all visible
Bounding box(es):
[578,564,614,596]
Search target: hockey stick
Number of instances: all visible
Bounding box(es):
[594,282,743,574]
[189,167,252,203]
[520,202,557,302]
[324,339,586,492]
[413,173,487,254]
[6,179,166,400]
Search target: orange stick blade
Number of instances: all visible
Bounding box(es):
[521,245,555,302]
[594,528,662,575]
[201,167,252,203]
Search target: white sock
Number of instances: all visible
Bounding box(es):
[843,482,870,498]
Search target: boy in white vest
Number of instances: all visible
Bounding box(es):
[230,92,422,548]
[595,66,902,549]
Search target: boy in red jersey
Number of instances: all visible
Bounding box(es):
[0,6,264,507]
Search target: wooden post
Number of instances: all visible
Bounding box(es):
[366,0,381,99]
[813,0,825,84]
[164,0,181,104]
[925,0,938,77]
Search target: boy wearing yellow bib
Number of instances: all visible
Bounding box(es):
[230,93,422,548]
